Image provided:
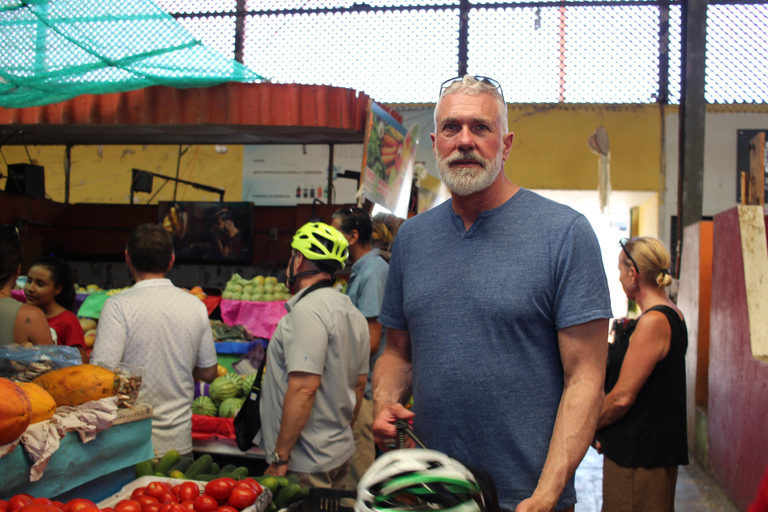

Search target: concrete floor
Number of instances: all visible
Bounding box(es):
[574,447,740,512]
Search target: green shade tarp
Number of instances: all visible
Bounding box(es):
[0,0,263,108]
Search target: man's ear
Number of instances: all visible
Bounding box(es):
[125,250,131,267]
[293,252,305,271]
[168,253,176,271]
[348,230,360,246]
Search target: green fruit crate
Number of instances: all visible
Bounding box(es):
[302,488,355,512]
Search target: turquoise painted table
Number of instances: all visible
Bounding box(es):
[0,405,154,502]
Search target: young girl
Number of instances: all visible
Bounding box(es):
[24,256,89,362]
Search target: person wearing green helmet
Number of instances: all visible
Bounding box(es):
[256,222,370,489]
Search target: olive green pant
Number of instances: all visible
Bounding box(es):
[602,456,678,512]
[289,456,353,489]
[345,397,375,490]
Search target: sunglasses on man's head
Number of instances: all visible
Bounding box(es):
[439,76,505,104]
[618,238,639,273]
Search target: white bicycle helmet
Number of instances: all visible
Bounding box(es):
[356,449,485,512]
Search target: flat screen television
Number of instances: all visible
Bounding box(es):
[158,202,254,263]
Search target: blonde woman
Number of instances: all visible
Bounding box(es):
[594,237,689,512]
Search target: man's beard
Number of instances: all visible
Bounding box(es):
[436,149,503,196]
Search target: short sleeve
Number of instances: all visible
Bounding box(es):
[355,268,388,318]
[196,305,218,369]
[62,313,86,349]
[283,307,329,375]
[552,215,613,330]
[378,236,408,330]
[91,298,128,362]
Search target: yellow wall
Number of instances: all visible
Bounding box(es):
[637,193,660,238]
[2,145,243,204]
[1,104,662,203]
[505,104,661,192]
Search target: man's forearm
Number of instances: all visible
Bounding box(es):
[372,348,412,418]
[274,387,316,458]
[532,379,604,508]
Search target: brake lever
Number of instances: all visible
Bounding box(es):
[395,419,429,450]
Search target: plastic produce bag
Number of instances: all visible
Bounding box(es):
[94,361,146,408]
[0,344,82,382]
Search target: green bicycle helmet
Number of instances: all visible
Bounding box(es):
[356,449,486,512]
[291,222,349,270]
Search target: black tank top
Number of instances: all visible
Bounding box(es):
[598,305,689,468]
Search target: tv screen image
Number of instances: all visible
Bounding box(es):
[158,202,254,262]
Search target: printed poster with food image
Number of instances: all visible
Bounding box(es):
[362,102,419,216]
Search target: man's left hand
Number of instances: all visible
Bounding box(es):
[264,463,289,477]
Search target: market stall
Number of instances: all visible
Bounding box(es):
[1,81,402,500]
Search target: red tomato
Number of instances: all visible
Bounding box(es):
[63,500,95,512]
[177,483,200,503]
[192,495,218,512]
[1,502,8,512]
[131,488,148,500]
[8,496,33,512]
[233,480,262,496]
[102,508,114,512]
[171,486,182,497]
[76,507,100,512]
[146,483,172,500]
[30,500,52,507]
[216,506,238,512]
[158,494,179,506]
[114,500,142,512]
[136,497,160,509]
[142,504,161,512]
[18,505,52,512]
[227,487,257,511]
[158,504,184,512]
[179,502,195,512]
[51,503,64,510]
[204,479,236,504]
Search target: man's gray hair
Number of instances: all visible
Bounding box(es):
[434,76,508,134]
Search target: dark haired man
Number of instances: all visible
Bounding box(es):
[212,209,241,259]
[331,207,389,487]
[92,224,217,459]
[257,222,370,489]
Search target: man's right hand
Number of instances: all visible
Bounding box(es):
[372,402,415,451]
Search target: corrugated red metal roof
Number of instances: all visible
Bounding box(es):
[0,83,402,145]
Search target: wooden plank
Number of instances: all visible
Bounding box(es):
[749,131,765,206]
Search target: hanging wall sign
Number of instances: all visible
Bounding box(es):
[361,102,418,217]
[242,144,361,206]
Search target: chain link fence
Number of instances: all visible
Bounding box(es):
[158,0,768,104]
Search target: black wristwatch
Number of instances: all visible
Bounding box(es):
[270,452,289,465]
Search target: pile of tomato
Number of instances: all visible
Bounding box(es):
[0,478,265,512]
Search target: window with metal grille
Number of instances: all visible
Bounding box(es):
[158,0,767,105]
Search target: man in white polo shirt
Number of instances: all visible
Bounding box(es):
[92,224,218,459]
[257,222,369,489]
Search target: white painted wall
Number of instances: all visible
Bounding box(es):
[661,111,768,250]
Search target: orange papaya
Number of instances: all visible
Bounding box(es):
[0,378,32,444]
[18,382,57,423]
[32,364,120,406]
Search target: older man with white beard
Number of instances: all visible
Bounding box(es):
[371,76,613,512]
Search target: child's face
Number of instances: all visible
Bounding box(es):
[24,265,61,309]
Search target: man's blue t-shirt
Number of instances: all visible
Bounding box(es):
[378,189,613,511]
[346,248,389,399]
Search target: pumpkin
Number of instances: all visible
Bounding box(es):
[18,382,57,424]
[0,378,32,445]
[32,364,120,407]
